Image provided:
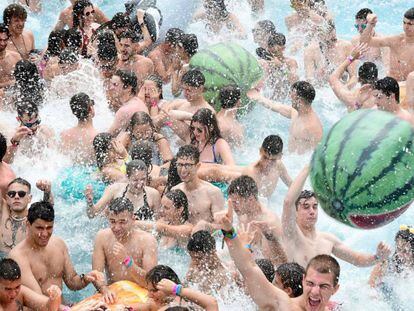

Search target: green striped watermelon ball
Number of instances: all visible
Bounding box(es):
[310,110,414,229]
[189,42,263,112]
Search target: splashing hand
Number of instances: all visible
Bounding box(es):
[350,43,369,60]
[36,179,52,193]
[375,242,391,262]
[113,242,129,260]
[237,223,256,246]
[156,279,177,294]
[366,14,377,26]
[46,285,61,300]
[85,185,94,202]
[85,270,105,283]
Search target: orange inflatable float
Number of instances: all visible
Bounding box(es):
[71,281,148,311]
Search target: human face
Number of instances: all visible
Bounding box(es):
[82,6,95,24]
[228,194,252,216]
[147,282,168,302]
[0,279,21,304]
[176,157,198,183]
[6,183,31,213]
[8,17,25,35]
[139,80,161,103]
[18,113,41,135]
[260,149,281,166]
[373,90,392,110]
[183,84,204,102]
[132,123,154,141]
[296,197,318,228]
[190,121,207,143]
[109,75,125,97]
[303,267,338,311]
[28,219,54,247]
[99,58,117,78]
[403,18,414,36]
[396,237,414,265]
[354,19,367,34]
[159,196,179,220]
[129,170,147,191]
[108,211,133,240]
[252,26,266,46]
[0,32,8,52]
[119,38,133,60]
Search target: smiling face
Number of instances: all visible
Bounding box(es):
[0,32,9,52]
[108,211,133,240]
[354,18,367,34]
[119,37,133,60]
[6,182,31,213]
[82,5,95,25]
[8,17,25,35]
[159,196,179,221]
[176,156,199,183]
[302,267,339,311]
[28,219,54,247]
[190,121,207,143]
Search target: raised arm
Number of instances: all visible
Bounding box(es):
[360,14,397,48]
[210,187,225,223]
[135,220,193,240]
[282,165,309,239]
[85,184,115,218]
[247,89,294,119]
[278,161,292,188]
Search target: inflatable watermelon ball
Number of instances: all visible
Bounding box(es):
[189,42,263,113]
[310,110,414,229]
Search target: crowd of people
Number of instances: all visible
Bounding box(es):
[0,0,413,310]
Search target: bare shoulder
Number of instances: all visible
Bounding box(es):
[145,186,159,197]
[95,228,112,241]
[133,228,157,244]
[171,182,184,191]
[203,180,222,195]
[6,50,21,62]
[318,231,339,243]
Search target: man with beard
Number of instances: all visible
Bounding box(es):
[0,24,21,92]
[0,178,53,258]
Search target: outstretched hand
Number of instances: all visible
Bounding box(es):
[350,43,369,60]
[375,242,391,262]
[85,185,94,202]
[366,13,378,26]
[238,223,257,246]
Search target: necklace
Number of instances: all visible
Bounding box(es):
[11,215,27,222]
[10,34,28,59]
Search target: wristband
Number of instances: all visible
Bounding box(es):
[164,121,173,127]
[221,228,237,240]
[10,138,19,146]
[347,55,355,63]
[175,284,182,296]
[122,256,134,268]
[151,100,158,107]
[245,244,253,253]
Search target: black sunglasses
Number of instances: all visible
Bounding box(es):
[84,10,95,17]
[7,191,27,198]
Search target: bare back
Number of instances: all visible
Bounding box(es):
[0,51,21,88]
[289,112,323,154]
[60,126,98,165]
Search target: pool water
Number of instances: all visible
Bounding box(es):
[1,0,413,309]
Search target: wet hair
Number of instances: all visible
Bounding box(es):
[392,227,414,273]
[256,20,277,35]
[176,145,200,164]
[59,48,79,65]
[0,23,10,37]
[374,77,400,103]
[146,265,181,289]
[65,29,83,50]
[165,28,185,47]
[143,75,164,99]
[14,60,40,85]
[0,258,21,280]
[404,8,414,20]
[228,175,258,199]
[95,29,117,47]
[204,0,229,20]
[0,133,6,162]
[262,135,283,155]
[255,259,275,282]
[14,60,44,105]
[358,62,378,85]
[16,100,38,118]
[165,189,189,223]
[70,92,93,121]
[164,158,182,193]
[3,4,27,26]
[72,0,93,28]
[128,112,155,135]
[97,42,118,62]
[46,30,66,58]
[181,69,205,88]
[355,8,373,20]
[114,70,138,95]
[118,29,136,41]
[291,81,316,105]
[130,140,153,169]
[182,34,198,57]
[276,262,305,297]
[126,159,148,178]
[295,190,316,210]
[219,85,241,109]
[27,201,55,224]
[93,133,113,169]
[8,177,31,192]
[306,255,340,287]
[187,230,216,253]
[110,12,131,30]
[108,197,134,214]
[268,33,286,47]
[190,108,222,145]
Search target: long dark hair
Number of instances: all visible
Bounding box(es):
[165,189,189,223]
[72,0,93,28]
[163,158,181,194]
[93,132,113,169]
[392,228,414,273]
[128,112,156,139]
[190,108,222,146]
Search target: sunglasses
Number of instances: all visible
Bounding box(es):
[20,118,41,128]
[190,126,203,134]
[84,10,95,16]
[354,23,367,30]
[7,191,27,198]
[400,225,414,234]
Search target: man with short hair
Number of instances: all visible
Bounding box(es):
[0,178,53,257]
[9,201,100,296]
[274,262,305,298]
[0,258,62,310]
[3,4,35,60]
[118,30,154,86]
[282,166,391,268]
[173,145,225,225]
[92,197,157,302]
[96,42,118,85]
[60,93,98,165]
[248,81,323,154]
[0,24,21,91]
[216,201,342,311]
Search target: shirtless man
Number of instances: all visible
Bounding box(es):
[282,166,391,268]
[373,77,413,124]
[0,134,15,199]
[361,9,414,110]
[247,82,323,154]
[60,93,98,165]
[54,0,108,30]
[3,4,35,60]
[173,145,225,225]
[117,30,154,87]
[0,178,53,258]
[304,21,355,85]
[0,25,21,91]
[107,70,149,135]
[9,201,100,296]
[216,86,244,147]
[0,258,62,311]
[217,202,343,311]
[7,101,55,164]
[329,44,378,111]
[92,198,157,302]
